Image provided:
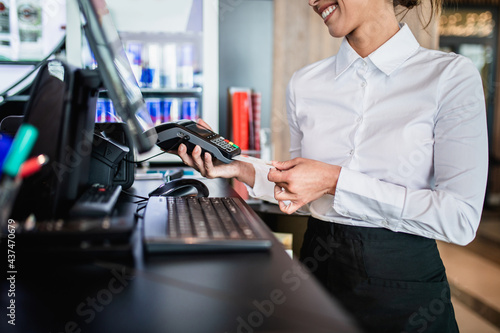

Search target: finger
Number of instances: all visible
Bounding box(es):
[178,144,195,166]
[203,152,217,178]
[191,145,206,175]
[274,185,298,202]
[272,159,299,171]
[274,184,285,200]
[274,185,289,200]
[274,182,288,190]
[268,167,287,183]
[204,151,214,167]
[280,201,300,215]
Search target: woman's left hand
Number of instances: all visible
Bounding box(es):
[268,158,341,214]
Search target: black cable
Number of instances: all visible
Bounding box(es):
[132,199,148,204]
[123,137,185,164]
[135,202,148,218]
[123,150,167,164]
[114,159,124,178]
[136,205,147,214]
[121,190,148,201]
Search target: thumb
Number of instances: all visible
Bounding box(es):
[279,200,300,215]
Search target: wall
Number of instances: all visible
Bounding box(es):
[218,0,274,138]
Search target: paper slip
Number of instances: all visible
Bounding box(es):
[232,155,273,166]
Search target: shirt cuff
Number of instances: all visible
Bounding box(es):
[245,163,278,204]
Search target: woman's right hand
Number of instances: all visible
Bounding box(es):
[177,143,237,179]
[176,119,256,186]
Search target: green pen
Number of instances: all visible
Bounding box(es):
[2,124,39,178]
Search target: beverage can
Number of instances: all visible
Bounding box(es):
[162,98,180,122]
[146,98,162,125]
[182,98,199,120]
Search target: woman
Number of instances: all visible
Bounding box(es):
[177,0,488,331]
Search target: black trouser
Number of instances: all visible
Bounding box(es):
[300,217,459,333]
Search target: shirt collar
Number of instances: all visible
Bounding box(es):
[335,23,420,78]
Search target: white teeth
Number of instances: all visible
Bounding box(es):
[321,5,337,19]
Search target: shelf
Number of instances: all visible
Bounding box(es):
[119,31,203,43]
[140,87,203,95]
[98,87,202,97]
[0,61,41,66]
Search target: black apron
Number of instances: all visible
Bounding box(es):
[300,217,459,333]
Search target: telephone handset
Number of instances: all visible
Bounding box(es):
[147,120,241,164]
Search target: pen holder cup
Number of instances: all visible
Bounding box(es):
[0,178,21,235]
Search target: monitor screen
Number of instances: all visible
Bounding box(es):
[76,0,156,153]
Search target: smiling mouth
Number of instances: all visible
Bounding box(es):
[320,4,337,21]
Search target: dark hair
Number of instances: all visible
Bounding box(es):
[394,0,444,28]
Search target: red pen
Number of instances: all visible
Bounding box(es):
[19,154,49,178]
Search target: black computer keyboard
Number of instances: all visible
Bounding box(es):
[70,184,123,217]
[143,196,272,253]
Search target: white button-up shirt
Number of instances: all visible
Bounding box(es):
[249,24,488,246]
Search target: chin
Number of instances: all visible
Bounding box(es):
[327,27,346,38]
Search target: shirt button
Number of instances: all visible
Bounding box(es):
[356,116,363,123]
[361,81,367,88]
[382,219,389,227]
[349,149,354,156]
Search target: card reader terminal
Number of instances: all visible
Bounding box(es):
[147,120,241,164]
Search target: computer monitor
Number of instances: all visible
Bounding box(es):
[76,0,156,154]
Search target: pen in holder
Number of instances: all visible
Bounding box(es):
[0,124,39,234]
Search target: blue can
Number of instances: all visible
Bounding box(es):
[104,99,116,122]
[147,98,162,125]
[140,68,154,88]
[95,98,106,123]
[182,98,199,120]
[127,42,142,66]
[162,98,180,122]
